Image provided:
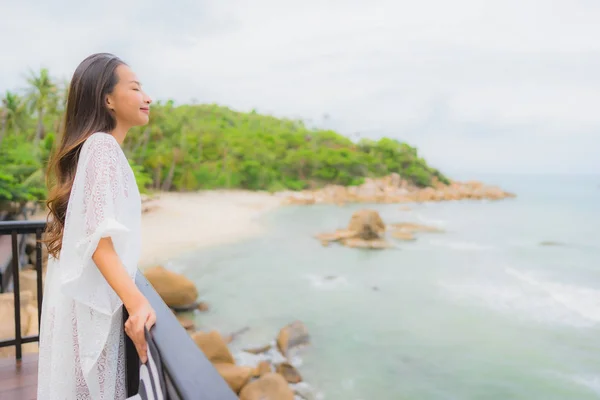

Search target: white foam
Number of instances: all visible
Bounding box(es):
[305,274,351,290]
[415,213,446,227]
[506,268,600,324]
[439,269,600,328]
[568,374,600,395]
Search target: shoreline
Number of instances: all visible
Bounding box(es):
[24,174,515,271]
[138,190,282,269]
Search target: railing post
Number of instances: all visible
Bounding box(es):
[11,230,22,361]
[35,229,43,327]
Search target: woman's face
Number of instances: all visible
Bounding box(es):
[106,64,152,128]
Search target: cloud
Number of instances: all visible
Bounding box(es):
[1,0,599,174]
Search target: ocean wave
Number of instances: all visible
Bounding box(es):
[305,274,351,290]
[439,269,600,327]
[545,371,600,396]
[415,213,447,227]
[567,374,600,396]
[505,268,600,325]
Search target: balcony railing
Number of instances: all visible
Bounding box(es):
[0,220,237,399]
[0,220,45,361]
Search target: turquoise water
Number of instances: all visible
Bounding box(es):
[174,174,600,399]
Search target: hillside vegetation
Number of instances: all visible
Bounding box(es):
[0,68,449,211]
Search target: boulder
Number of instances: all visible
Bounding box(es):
[176,315,195,332]
[213,363,253,393]
[239,373,295,400]
[191,330,235,364]
[143,266,198,307]
[276,362,303,383]
[347,209,385,240]
[255,360,272,377]
[243,344,272,354]
[317,209,391,249]
[277,321,310,356]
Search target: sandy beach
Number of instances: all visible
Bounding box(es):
[138,190,282,269]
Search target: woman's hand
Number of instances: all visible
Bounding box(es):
[124,298,157,363]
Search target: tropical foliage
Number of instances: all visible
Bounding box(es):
[0,68,449,213]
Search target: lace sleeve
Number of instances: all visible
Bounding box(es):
[60,133,131,316]
[76,134,130,260]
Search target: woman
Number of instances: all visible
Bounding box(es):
[38,53,156,399]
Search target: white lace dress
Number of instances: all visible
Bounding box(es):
[37,132,142,399]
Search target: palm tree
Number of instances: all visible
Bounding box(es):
[1,91,27,147]
[25,68,57,147]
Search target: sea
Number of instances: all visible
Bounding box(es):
[172,174,600,399]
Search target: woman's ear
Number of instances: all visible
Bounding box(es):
[105,95,114,111]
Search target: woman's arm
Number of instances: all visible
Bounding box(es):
[93,236,156,363]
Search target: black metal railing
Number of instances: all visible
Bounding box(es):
[126,272,237,399]
[0,220,237,399]
[0,220,46,362]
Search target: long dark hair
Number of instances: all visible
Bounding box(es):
[44,53,126,258]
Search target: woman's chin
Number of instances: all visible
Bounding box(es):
[135,114,150,126]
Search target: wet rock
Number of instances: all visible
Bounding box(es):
[277,321,310,357]
[347,209,386,239]
[191,330,235,364]
[255,360,272,377]
[317,209,392,249]
[239,373,295,400]
[276,362,303,383]
[243,344,272,354]
[214,363,253,393]
[176,315,195,332]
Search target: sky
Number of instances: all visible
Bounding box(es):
[1,0,599,175]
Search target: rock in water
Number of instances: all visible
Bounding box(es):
[255,360,272,377]
[276,362,303,383]
[191,330,235,364]
[143,266,198,307]
[213,363,253,393]
[239,373,295,400]
[347,209,385,240]
[316,209,392,249]
[243,344,272,354]
[277,321,310,356]
[391,231,416,241]
[389,222,443,233]
[176,315,195,331]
